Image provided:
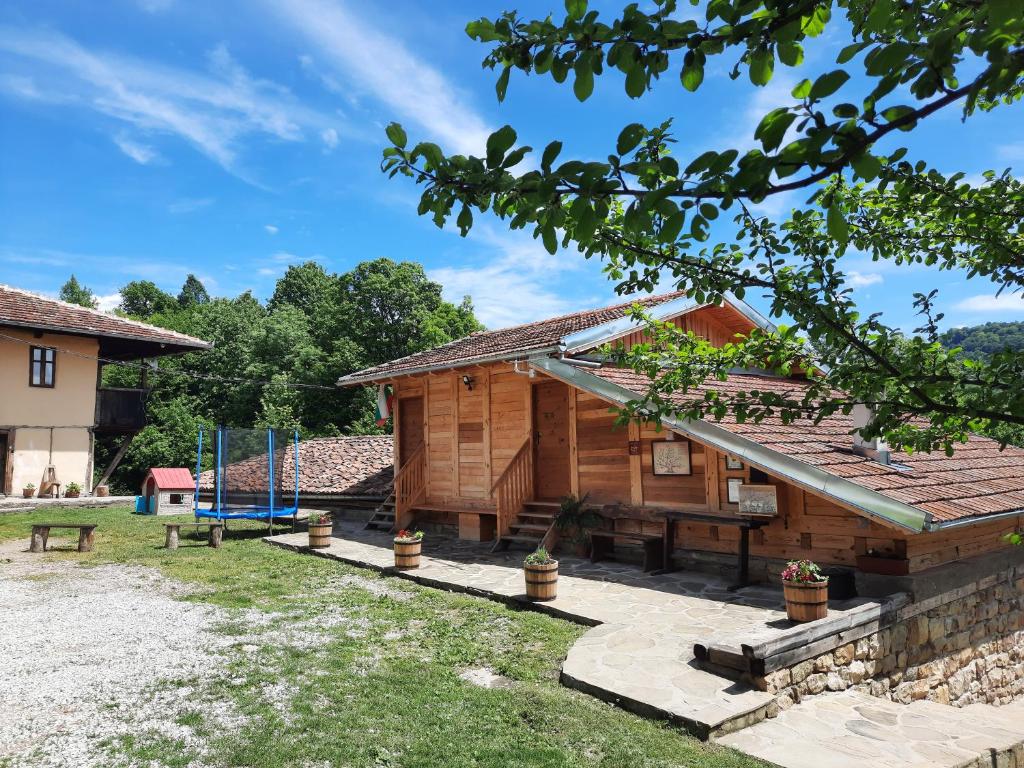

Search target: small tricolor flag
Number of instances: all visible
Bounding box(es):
[375,384,394,426]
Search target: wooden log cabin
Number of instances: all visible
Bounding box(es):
[338,292,1024,580]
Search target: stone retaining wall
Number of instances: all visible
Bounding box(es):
[762,567,1024,716]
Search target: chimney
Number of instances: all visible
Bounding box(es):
[851,403,891,465]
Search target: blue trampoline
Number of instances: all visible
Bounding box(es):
[194,426,299,523]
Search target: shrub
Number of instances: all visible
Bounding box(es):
[524,548,555,566]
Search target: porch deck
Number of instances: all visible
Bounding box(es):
[265,520,888,737]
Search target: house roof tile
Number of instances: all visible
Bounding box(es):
[146,468,195,490]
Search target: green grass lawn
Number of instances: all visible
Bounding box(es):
[0,507,767,768]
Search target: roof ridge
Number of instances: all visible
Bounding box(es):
[0,283,210,346]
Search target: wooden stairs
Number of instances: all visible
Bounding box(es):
[492,500,559,552]
[363,493,396,532]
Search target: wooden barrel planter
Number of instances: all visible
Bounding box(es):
[783,580,829,622]
[524,560,559,601]
[308,522,333,549]
[393,538,422,569]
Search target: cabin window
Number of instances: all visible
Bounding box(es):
[29,346,55,388]
[169,493,185,504]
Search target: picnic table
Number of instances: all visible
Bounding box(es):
[30,523,97,553]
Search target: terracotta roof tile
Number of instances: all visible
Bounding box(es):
[0,284,210,354]
[338,291,687,384]
[199,435,393,498]
[591,366,1024,524]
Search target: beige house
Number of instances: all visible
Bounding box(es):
[0,285,211,497]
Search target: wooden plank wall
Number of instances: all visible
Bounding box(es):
[615,305,750,351]
[575,391,631,503]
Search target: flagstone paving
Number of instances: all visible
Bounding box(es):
[719,691,1024,768]
[266,523,1024,765]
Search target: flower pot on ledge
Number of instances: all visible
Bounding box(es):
[524,560,559,601]
[308,520,333,549]
[783,580,829,622]
[393,536,422,569]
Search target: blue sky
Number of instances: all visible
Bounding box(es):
[0,0,1021,331]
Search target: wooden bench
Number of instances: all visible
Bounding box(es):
[590,530,665,572]
[164,522,224,549]
[30,523,96,553]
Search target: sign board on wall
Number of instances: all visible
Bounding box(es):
[651,439,692,475]
[737,484,779,517]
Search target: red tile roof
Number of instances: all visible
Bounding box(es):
[198,435,393,498]
[145,468,195,490]
[0,284,211,356]
[338,291,687,385]
[591,367,1024,524]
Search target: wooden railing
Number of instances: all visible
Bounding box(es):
[491,437,533,538]
[394,443,427,532]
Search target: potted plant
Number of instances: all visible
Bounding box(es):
[555,493,599,556]
[65,481,81,499]
[524,548,558,601]
[781,559,829,622]
[855,547,910,576]
[22,482,35,499]
[393,529,424,569]
[307,511,333,549]
[95,485,110,498]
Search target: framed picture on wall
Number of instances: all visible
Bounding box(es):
[651,439,692,475]
[725,455,744,471]
[726,478,743,504]
[738,484,779,517]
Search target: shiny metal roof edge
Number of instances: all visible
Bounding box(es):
[560,295,702,354]
[530,356,928,533]
[335,345,562,387]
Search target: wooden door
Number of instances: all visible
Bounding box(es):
[533,380,571,500]
[398,396,424,467]
[0,432,7,495]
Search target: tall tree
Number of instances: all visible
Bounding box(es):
[58,275,98,309]
[119,280,177,318]
[178,274,211,308]
[382,0,1024,453]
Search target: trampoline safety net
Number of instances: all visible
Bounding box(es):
[197,427,299,520]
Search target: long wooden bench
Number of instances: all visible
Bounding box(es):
[590,530,665,572]
[30,523,97,553]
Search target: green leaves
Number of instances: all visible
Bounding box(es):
[541,140,563,173]
[755,108,796,152]
[809,70,850,100]
[616,123,646,155]
[495,66,511,102]
[826,203,849,246]
[565,0,587,21]
[681,50,704,92]
[748,47,774,86]
[486,125,517,168]
[385,123,407,149]
[573,58,595,101]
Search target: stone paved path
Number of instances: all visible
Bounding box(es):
[267,523,871,736]
[719,691,1024,767]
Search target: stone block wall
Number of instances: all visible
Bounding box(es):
[762,569,1024,716]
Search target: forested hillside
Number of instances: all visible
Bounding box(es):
[940,322,1024,361]
[72,259,482,493]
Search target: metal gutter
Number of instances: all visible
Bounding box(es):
[336,345,562,387]
[925,508,1024,531]
[530,356,930,533]
[561,295,702,354]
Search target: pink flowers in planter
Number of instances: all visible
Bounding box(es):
[781,559,827,584]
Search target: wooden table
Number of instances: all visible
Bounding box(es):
[652,510,770,590]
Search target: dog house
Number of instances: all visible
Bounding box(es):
[142,467,195,516]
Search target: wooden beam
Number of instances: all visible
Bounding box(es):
[568,388,579,498]
[628,419,643,506]
[422,374,430,501]
[393,379,402,469]
[705,447,720,511]
[451,373,460,499]
[92,432,137,492]
[481,367,492,493]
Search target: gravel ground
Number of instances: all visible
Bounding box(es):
[0,538,251,768]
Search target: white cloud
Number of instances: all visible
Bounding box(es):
[954,293,1024,314]
[848,271,883,288]
[0,28,345,177]
[265,0,493,155]
[168,197,214,214]
[320,126,339,150]
[94,292,122,311]
[264,224,279,235]
[114,134,159,164]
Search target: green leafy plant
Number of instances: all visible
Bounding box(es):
[1004,532,1022,547]
[24,483,35,490]
[555,493,600,545]
[66,482,81,493]
[395,529,424,542]
[524,548,556,566]
[308,511,332,526]
[781,559,828,584]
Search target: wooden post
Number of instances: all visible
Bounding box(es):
[164,524,180,550]
[209,524,224,548]
[78,526,95,553]
[451,373,460,499]
[481,367,492,492]
[568,388,579,498]
[705,447,721,511]
[628,419,643,506]
[30,525,47,553]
